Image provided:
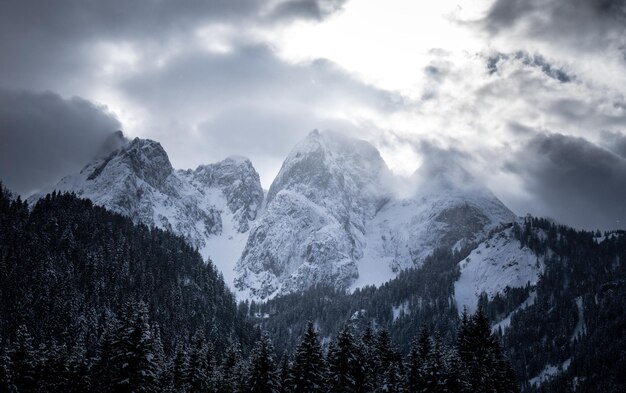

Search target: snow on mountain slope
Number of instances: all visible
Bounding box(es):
[235,130,391,298]
[31,129,520,300]
[29,132,263,287]
[353,187,516,289]
[454,226,544,314]
[236,130,517,299]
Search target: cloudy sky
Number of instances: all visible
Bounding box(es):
[1,0,625,230]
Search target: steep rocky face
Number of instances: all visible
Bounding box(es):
[235,130,391,298]
[181,156,263,233]
[30,133,263,283]
[32,129,516,300]
[236,131,516,299]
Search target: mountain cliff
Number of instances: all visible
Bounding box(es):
[29,132,263,281]
[32,130,517,299]
[235,130,516,298]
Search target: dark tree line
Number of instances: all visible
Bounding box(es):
[0,307,518,392]
[0,186,257,391]
[248,246,472,356]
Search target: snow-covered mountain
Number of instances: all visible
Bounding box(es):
[235,130,517,298]
[234,130,392,298]
[32,129,519,300]
[29,131,263,283]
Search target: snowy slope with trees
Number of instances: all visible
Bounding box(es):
[454,226,544,313]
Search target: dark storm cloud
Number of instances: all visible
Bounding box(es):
[485,0,626,52]
[269,0,346,21]
[506,132,626,230]
[0,0,342,39]
[487,52,572,82]
[0,0,346,90]
[0,89,120,197]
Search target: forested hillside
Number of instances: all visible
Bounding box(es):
[0,186,257,391]
[491,219,626,392]
[251,219,626,392]
[248,246,470,355]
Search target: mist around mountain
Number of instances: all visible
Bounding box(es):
[32,129,518,303]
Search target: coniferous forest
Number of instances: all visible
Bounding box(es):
[0,187,519,391]
[1,185,625,392]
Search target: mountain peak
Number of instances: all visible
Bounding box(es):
[95,130,128,159]
[267,130,390,206]
[185,155,264,233]
[236,131,393,298]
[223,155,253,166]
[31,137,264,287]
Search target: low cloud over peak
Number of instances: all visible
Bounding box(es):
[0,89,120,197]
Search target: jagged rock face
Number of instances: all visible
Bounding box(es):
[30,134,263,279]
[33,129,517,300]
[236,130,517,299]
[236,130,391,298]
[181,157,263,233]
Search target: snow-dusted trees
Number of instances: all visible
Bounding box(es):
[9,325,38,392]
[286,321,327,392]
[247,333,280,393]
[458,308,519,393]
[0,311,522,392]
[111,301,161,392]
[188,331,216,392]
[327,325,367,393]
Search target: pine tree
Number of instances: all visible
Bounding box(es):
[65,334,91,392]
[278,355,291,393]
[218,344,244,393]
[327,325,365,393]
[171,345,190,392]
[248,333,280,393]
[111,301,160,392]
[92,316,117,392]
[9,325,39,392]
[406,328,429,392]
[457,308,519,393]
[421,336,444,393]
[374,329,404,393]
[151,325,167,388]
[359,327,376,392]
[40,341,69,391]
[288,321,327,392]
[188,332,210,392]
[441,348,469,393]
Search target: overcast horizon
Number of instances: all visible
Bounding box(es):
[1,0,625,230]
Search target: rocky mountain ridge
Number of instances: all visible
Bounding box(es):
[235,130,517,298]
[29,132,263,283]
[33,129,517,301]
